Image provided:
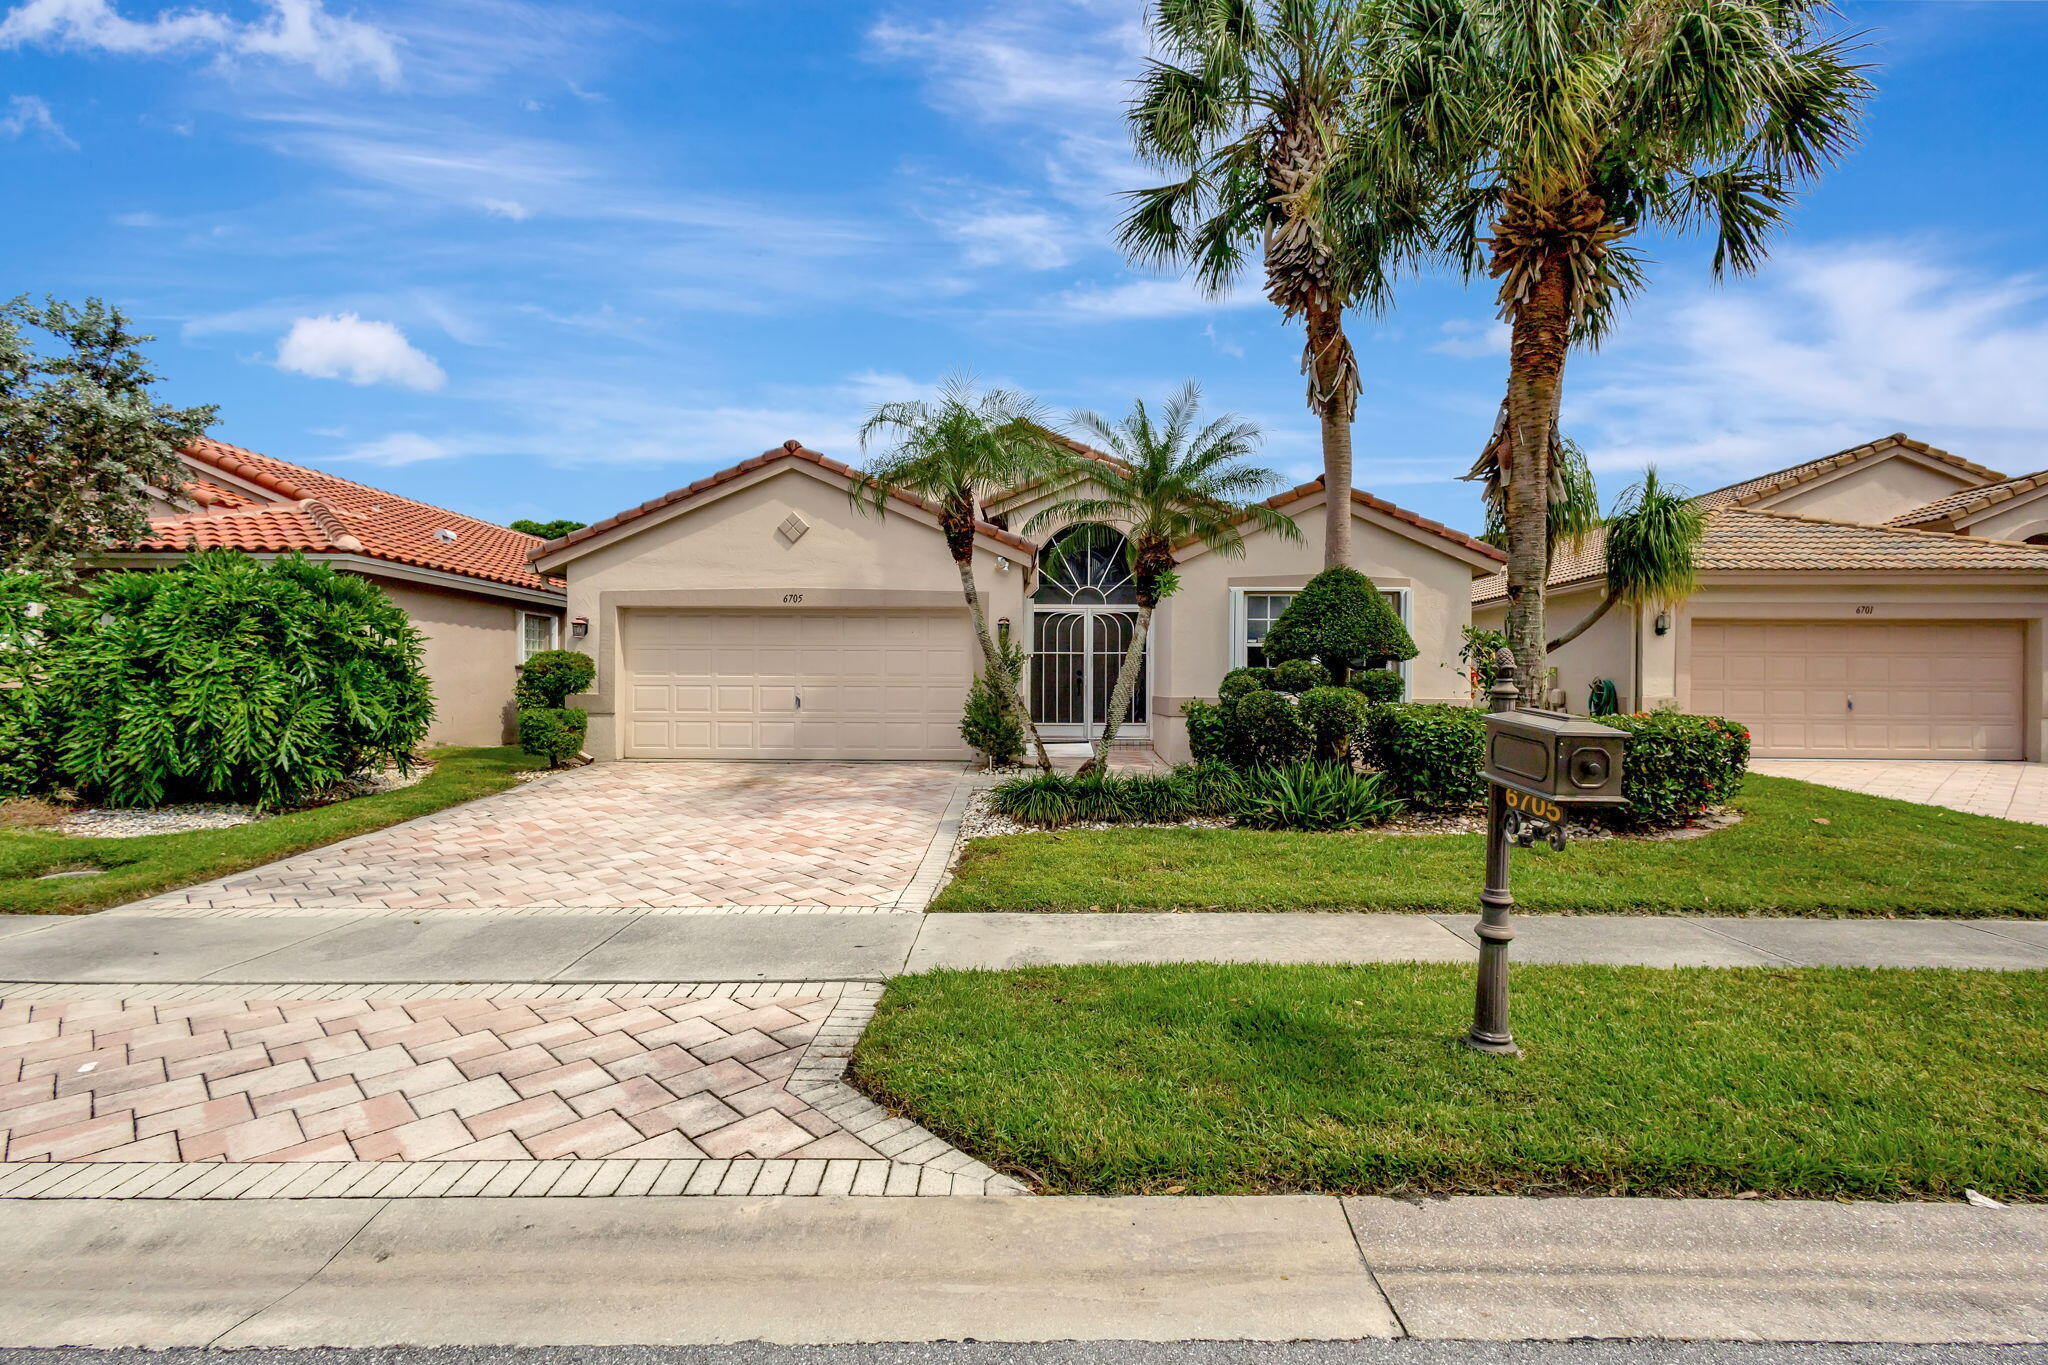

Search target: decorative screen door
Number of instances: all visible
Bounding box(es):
[1028,527,1146,741]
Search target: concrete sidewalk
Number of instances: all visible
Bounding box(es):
[2,1194,2041,1348]
[4,911,2045,983]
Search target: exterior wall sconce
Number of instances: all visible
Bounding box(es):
[1653,611,1671,636]
[996,557,1011,573]
[571,617,589,639]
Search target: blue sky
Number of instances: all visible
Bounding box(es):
[5,0,2046,535]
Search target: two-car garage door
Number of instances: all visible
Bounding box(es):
[1691,620,2025,759]
[623,609,974,760]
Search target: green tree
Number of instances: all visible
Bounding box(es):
[509,518,588,540]
[1023,383,1298,774]
[1261,565,1417,683]
[1120,0,1425,569]
[855,376,1078,771]
[0,296,216,577]
[1548,468,1705,649]
[1351,0,1868,684]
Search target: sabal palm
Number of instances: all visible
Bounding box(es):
[855,376,1076,771]
[1024,383,1300,772]
[1121,0,1422,569]
[1349,0,1868,685]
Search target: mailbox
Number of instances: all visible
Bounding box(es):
[1483,708,1627,805]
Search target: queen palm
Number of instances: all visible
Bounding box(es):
[1121,0,1424,569]
[1023,383,1299,775]
[854,377,1076,771]
[1350,0,1869,684]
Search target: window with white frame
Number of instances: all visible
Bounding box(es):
[519,612,558,661]
[1230,587,1410,673]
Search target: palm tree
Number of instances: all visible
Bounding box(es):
[854,376,1077,771]
[1120,0,1425,569]
[1474,408,1601,573]
[1547,468,1704,650]
[1022,383,1300,774]
[1350,0,1869,684]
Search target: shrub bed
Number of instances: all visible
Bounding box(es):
[1358,703,1488,812]
[986,762,1401,833]
[1596,711,1751,828]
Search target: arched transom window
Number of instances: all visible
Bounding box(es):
[1033,526,1136,605]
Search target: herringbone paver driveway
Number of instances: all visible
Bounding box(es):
[119,762,968,915]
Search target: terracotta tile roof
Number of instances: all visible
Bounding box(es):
[136,437,562,595]
[1207,477,1505,563]
[534,440,1039,563]
[1886,469,2048,528]
[1691,433,2006,511]
[1473,505,2048,603]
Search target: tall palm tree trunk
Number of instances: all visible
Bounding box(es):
[1081,601,1153,777]
[1305,302,1358,568]
[952,551,1051,771]
[1502,251,1571,689]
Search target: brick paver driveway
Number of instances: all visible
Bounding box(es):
[122,762,969,915]
[1751,759,2048,825]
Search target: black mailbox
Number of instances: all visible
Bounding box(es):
[1483,708,1627,805]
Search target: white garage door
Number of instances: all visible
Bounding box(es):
[1691,620,2024,759]
[623,609,974,760]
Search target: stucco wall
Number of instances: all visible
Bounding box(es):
[1963,494,2048,544]
[1473,585,1648,711]
[1760,456,1983,525]
[372,577,540,749]
[550,461,1030,760]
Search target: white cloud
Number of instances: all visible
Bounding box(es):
[1049,277,1260,321]
[944,207,1072,270]
[0,0,398,83]
[1430,319,1509,359]
[276,313,447,391]
[337,432,462,466]
[111,209,160,227]
[1567,243,2048,486]
[479,197,530,221]
[0,93,73,147]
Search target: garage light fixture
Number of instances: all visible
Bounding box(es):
[1654,611,1671,636]
[571,617,589,639]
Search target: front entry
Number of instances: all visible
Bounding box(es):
[1028,526,1146,742]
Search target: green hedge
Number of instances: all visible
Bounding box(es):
[518,706,588,768]
[1359,703,1488,812]
[1597,711,1751,828]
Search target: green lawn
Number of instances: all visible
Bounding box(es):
[0,746,548,915]
[852,962,2048,1199]
[934,774,2047,917]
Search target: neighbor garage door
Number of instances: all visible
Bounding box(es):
[623,609,974,759]
[1691,620,2024,759]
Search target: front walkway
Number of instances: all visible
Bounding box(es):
[1752,758,2048,825]
[118,762,972,915]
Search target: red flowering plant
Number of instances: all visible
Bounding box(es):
[1592,711,1751,830]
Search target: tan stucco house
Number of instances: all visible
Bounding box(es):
[530,439,1506,764]
[1474,434,2048,760]
[106,437,567,748]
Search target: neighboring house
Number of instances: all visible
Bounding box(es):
[530,439,1505,764]
[101,437,567,748]
[1474,434,2048,761]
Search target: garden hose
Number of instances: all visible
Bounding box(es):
[1587,677,1620,716]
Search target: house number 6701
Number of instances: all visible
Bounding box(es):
[783,593,804,603]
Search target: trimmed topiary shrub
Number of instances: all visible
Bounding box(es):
[1348,668,1404,704]
[1217,667,1273,703]
[516,649,595,708]
[1360,702,1487,812]
[1270,657,1331,694]
[1596,710,1751,828]
[48,550,433,809]
[519,706,589,769]
[1181,697,1231,765]
[1231,689,1312,768]
[1298,685,1371,764]
[1261,566,1417,681]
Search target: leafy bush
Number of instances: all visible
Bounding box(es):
[47,551,432,809]
[1298,685,1371,763]
[1360,703,1488,812]
[961,645,1026,768]
[1261,567,1416,681]
[1234,763,1404,831]
[1597,710,1751,828]
[0,573,67,798]
[1181,698,1231,765]
[515,649,595,708]
[1231,689,1312,768]
[1349,668,1404,704]
[518,706,589,769]
[1269,657,1330,694]
[1217,667,1272,703]
[1459,625,1510,694]
[989,770,1220,828]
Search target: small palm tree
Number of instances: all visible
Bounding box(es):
[1121,0,1426,569]
[855,376,1077,771]
[1548,469,1704,650]
[1350,0,1869,683]
[1023,383,1300,774]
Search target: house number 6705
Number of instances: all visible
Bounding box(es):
[783,593,804,603]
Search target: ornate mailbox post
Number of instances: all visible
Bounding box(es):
[1468,650,1628,1055]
